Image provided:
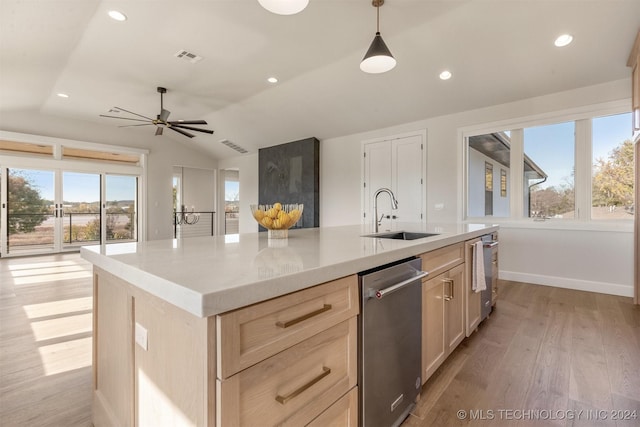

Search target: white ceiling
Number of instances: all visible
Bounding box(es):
[1,0,639,160]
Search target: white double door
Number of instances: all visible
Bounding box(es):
[362,134,425,231]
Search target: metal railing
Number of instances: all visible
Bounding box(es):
[6,212,137,247]
[173,211,216,238]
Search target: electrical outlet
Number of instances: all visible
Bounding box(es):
[135,322,148,351]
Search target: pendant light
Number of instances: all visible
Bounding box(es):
[360,0,396,74]
[258,0,309,15]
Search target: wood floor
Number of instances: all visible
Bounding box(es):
[0,253,93,427]
[404,280,640,427]
[1,254,639,427]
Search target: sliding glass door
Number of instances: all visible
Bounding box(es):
[105,175,137,243]
[1,167,139,256]
[6,168,56,255]
[62,171,101,250]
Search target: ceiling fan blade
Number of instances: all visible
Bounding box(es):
[155,127,164,136]
[119,123,155,128]
[113,107,155,121]
[159,109,171,122]
[170,124,214,134]
[168,126,195,138]
[100,115,151,123]
[168,120,208,125]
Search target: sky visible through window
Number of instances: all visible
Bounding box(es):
[524,112,631,189]
[12,170,136,202]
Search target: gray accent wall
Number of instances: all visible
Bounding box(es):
[258,137,319,228]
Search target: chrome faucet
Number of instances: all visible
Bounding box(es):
[373,187,398,233]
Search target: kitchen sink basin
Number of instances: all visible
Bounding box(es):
[363,231,440,240]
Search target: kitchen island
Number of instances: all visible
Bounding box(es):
[81,223,497,427]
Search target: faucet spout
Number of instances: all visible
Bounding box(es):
[373,187,398,233]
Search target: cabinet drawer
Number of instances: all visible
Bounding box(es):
[217,319,357,427]
[307,387,358,427]
[420,242,464,277]
[217,275,358,379]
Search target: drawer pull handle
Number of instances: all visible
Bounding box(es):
[275,366,331,404]
[275,304,332,329]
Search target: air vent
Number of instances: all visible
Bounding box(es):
[220,139,248,154]
[174,49,203,64]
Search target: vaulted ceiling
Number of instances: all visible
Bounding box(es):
[1,0,639,159]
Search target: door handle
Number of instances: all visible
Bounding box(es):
[275,367,331,404]
[275,304,332,328]
[443,278,454,300]
[370,271,429,299]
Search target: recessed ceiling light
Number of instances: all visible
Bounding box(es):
[56,93,69,98]
[554,34,573,47]
[108,10,127,21]
[439,70,452,80]
[267,77,278,83]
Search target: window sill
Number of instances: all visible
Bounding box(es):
[464,218,633,233]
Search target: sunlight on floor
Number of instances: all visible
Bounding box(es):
[23,296,92,319]
[37,336,92,376]
[6,260,84,271]
[30,313,92,342]
[13,270,92,285]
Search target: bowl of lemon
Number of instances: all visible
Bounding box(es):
[250,203,304,239]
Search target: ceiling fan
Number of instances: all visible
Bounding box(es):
[100,87,214,138]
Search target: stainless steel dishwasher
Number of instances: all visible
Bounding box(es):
[358,257,428,427]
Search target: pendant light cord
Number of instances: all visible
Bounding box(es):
[376,2,380,33]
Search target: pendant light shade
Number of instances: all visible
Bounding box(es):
[360,32,396,73]
[258,0,309,15]
[360,0,396,74]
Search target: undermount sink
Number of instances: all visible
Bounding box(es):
[363,231,440,240]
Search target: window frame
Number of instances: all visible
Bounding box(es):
[460,99,633,230]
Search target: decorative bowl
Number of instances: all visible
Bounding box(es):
[250,203,304,239]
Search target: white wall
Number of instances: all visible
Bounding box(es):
[317,78,634,296]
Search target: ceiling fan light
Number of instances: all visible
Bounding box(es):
[258,0,309,15]
[360,32,396,74]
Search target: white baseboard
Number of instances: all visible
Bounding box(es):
[499,270,633,298]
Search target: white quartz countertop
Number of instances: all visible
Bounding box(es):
[81,223,498,317]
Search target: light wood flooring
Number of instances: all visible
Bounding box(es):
[405,280,640,427]
[1,253,93,427]
[1,254,639,427]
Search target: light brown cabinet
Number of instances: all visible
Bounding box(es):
[91,269,358,427]
[420,243,465,384]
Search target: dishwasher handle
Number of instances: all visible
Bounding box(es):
[369,271,429,300]
[483,241,498,248]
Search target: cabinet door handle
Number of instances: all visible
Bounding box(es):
[442,278,454,300]
[275,366,331,404]
[275,304,332,329]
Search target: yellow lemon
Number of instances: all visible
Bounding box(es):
[267,208,278,219]
[273,202,282,211]
[289,209,300,222]
[272,219,281,229]
[261,217,273,228]
[253,209,264,221]
[279,215,291,228]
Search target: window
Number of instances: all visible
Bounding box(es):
[467,132,510,218]
[523,121,575,219]
[465,103,633,224]
[484,162,493,216]
[592,112,634,220]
